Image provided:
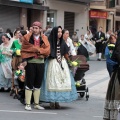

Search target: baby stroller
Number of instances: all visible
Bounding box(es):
[70,55,89,101]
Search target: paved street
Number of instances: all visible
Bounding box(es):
[0,56,109,120]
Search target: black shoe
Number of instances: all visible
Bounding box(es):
[10,89,15,96]
[50,102,55,109]
[97,59,101,61]
[20,98,25,105]
[13,94,18,99]
[0,87,4,92]
[5,88,11,92]
[55,102,61,109]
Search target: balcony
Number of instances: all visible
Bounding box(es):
[90,0,106,9]
[116,0,120,10]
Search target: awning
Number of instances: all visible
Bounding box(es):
[89,10,108,19]
[0,0,49,10]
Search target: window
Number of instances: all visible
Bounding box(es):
[47,10,57,28]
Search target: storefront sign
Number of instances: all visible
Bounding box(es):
[20,0,33,4]
[10,0,33,4]
[89,10,107,19]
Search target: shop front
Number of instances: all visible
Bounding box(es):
[89,10,108,34]
[0,0,49,31]
[44,0,89,37]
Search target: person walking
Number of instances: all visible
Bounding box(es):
[94,27,105,61]
[21,21,50,111]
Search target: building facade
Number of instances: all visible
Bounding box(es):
[43,0,90,36]
[0,0,48,32]
[90,0,120,34]
[0,0,90,36]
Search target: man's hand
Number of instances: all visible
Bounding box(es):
[96,40,101,43]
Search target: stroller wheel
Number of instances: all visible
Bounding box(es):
[85,87,89,101]
[86,95,89,101]
[79,92,85,98]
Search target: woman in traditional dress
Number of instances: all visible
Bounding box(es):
[11,29,21,43]
[103,35,120,120]
[0,33,12,91]
[10,30,27,94]
[79,34,96,57]
[84,30,93,42]
[62,29,76,56]
[72,31,79,43]
[40,26,78,109]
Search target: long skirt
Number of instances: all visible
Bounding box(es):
[103,67,120,120]
[40,58,78,102]
[0,60,12,89]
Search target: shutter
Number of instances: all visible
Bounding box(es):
[64,12,75,37]
[0,5,20,32]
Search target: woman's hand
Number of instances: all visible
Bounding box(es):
[22,61,27,67]
[2,51,8,55]
[38,55,44,58]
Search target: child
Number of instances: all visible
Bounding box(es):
[11,62,25,99]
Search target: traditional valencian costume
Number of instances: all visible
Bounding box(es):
[10,30,27,96]
[11,38,22,70]
[21,21,50,111]
[0,34,12,90]
[40,26,78,106]
[103,37,120,120]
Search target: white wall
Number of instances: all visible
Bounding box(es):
[44,0,89,36]
[74,10,89,37]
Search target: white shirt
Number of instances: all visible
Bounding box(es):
[66,37,76,56]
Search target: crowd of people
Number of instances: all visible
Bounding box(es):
[0,22,79,111]
[0,21,120,119]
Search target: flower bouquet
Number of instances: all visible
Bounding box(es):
[96,37,104,43]
[74,42,81,47]
[15,49,21,56]
[75,81,81,87]
[68,57,81,76]
[108,44,115,58]
[101,37,104,40]
[108,44,115,50]
[15,70,25,82]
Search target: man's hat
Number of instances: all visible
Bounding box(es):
[32,21,42,28]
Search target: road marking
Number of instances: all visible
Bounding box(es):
[93,116,102,118]
[0,110,57,115]
[88,76,109,88]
